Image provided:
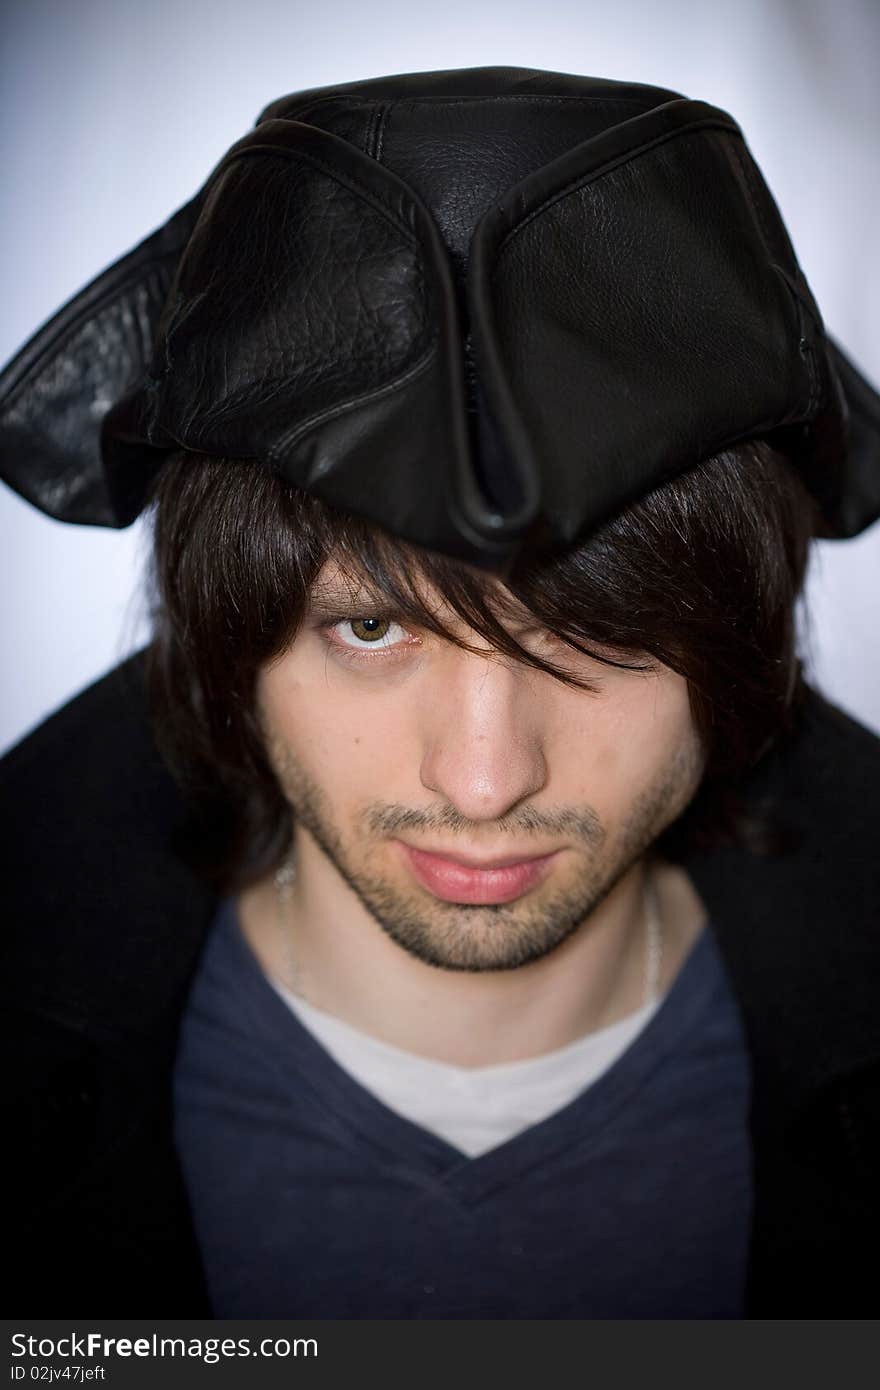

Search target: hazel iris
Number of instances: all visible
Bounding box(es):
[350,618,391,642]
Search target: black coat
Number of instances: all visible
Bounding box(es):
[4,650,880,1317]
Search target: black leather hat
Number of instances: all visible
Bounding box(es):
[1,65,878,569]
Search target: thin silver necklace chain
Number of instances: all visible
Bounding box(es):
[274,849,664,1011]
[274,849,302,997]
[642,863,664,1007]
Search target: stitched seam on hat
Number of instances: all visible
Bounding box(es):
[279,94,668,123]
[363,101,381,159]
[266,342,439,463]
[725,138,821,419]
[729,135,778,267]
[772,267,821,417]
[227,144,419,246]
[379,95,669,121]
[490,116,740,271]
[374,104,389,163]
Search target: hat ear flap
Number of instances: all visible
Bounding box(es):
[101,118,538,563]
[468,98,847,545]
[0,197,201,526]
[824,337,880,537]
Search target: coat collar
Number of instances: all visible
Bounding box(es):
[679,686,880,1111]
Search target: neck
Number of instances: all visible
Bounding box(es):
[236,837,707,1068]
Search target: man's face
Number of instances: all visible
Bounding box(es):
[256,557,706,974]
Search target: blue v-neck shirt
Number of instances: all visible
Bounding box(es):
[172,899,753,1318]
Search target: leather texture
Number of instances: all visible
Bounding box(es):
[1,65,878,564]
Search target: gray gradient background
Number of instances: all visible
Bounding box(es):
[2,0,878,755]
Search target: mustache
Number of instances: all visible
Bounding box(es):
[364,802,606,847]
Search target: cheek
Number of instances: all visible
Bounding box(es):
[557,674,697,803]
[258,665,416,797]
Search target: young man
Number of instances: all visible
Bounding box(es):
[2,66,879,1319]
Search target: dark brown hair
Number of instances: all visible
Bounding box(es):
[143,438,822,895]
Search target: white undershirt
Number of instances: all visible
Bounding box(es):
[268,977,663,1158]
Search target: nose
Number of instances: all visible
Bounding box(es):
[418,644,548,822]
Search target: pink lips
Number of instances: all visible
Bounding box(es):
[398,843,560,904]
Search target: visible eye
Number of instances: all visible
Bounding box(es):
[323,616,418,659]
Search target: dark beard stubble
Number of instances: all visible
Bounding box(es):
[262,728,706,974]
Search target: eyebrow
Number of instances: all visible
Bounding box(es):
[305,586,403,620]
